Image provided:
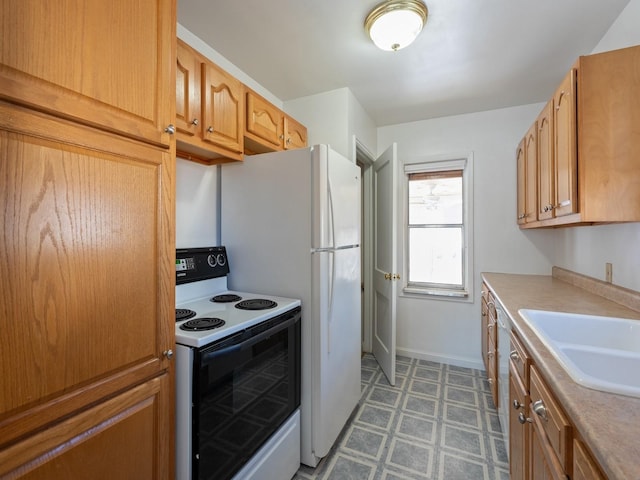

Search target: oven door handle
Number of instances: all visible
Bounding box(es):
[200,314,299,365]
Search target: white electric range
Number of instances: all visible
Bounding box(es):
[175,246,302,480]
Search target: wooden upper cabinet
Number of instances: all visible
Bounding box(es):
[175,40,244,164]
[0,0,174,148]
[245,88,285,152]
[176,40,201,137]
[518,45,640,228]
[244,88,308,154]
[578,46,640,222]
[537,101,554,221]
[553,67,578,218]
[284,115,308,150]
[175,41,308,162]
[202,62,244,154]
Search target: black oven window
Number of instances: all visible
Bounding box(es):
[193,308,301,480]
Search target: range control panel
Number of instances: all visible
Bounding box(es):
[176,246,230,285]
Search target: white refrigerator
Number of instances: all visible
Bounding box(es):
[221,144,361,467]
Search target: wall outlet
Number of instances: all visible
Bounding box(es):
[605,263,613,283]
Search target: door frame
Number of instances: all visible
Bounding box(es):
[353,137,375,353]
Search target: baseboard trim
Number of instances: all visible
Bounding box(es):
[396,347,485,371]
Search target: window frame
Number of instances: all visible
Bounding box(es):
[401,153,474,301]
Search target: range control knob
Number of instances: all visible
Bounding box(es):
[217,253,226,266]
[207,255,217,267]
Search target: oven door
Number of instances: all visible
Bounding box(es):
[192,307,301,480]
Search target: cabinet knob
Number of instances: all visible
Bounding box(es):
[517,213,526,219]
[163,349,174,360]
[509,350,519,361]
[286,137,291,145]
[164,124,176,135]
[207,126,214,133]
[532,399,547,420]
[513,399,523,410]
[191,118,199,126]
[518,412,532,424]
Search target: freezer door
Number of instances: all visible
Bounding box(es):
[312,145,361,249]
[311,247,361,458]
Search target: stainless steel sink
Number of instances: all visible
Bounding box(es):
[518,309,640,398]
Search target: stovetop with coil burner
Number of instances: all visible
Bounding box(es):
[175,290,300,347]
[175,245,300,348]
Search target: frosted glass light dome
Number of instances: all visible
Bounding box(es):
[365,0,428,51]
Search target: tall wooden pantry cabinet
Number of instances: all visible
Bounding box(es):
[0,1,176,478]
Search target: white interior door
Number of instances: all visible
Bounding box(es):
[372,144,398,386]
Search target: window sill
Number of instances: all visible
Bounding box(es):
[401,286,471,302]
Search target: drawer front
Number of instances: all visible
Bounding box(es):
[509,331,530,388]
[530,366,572,472]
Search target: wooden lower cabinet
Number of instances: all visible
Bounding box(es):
[508,331,589,480]
[0,375,170,479]
[509,368,529,480]
[480,283,499,407]
[573,438,606,480]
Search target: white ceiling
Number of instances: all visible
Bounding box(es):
[178,0,630,126]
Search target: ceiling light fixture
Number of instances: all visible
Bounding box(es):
[365,0,428,52]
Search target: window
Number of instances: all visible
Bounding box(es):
[403,155,473,299]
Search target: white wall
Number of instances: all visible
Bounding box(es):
[284,88,350,158]
[378,105,556,368]
[284,87,377,162]
[549,0,640,292]
[347,89,377,160]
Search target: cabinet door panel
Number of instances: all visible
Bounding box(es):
[573,438,605,480]
[524,123,538,223]
[0,375,171,480]
[284,115,308,150]
[246,90,283,148]
[0,0,174,147]
[481,297,489,372]
[509,370,529,480]
[0,107,174,422]
[202,63,244,153]
[516,139,526,224]
[530,413,568,480]
[176,40,201,136]
[553,68,578,217]
[537,102,554,220]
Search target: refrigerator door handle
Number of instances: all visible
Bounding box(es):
[327,250,335,354]
[327,177,335,249]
